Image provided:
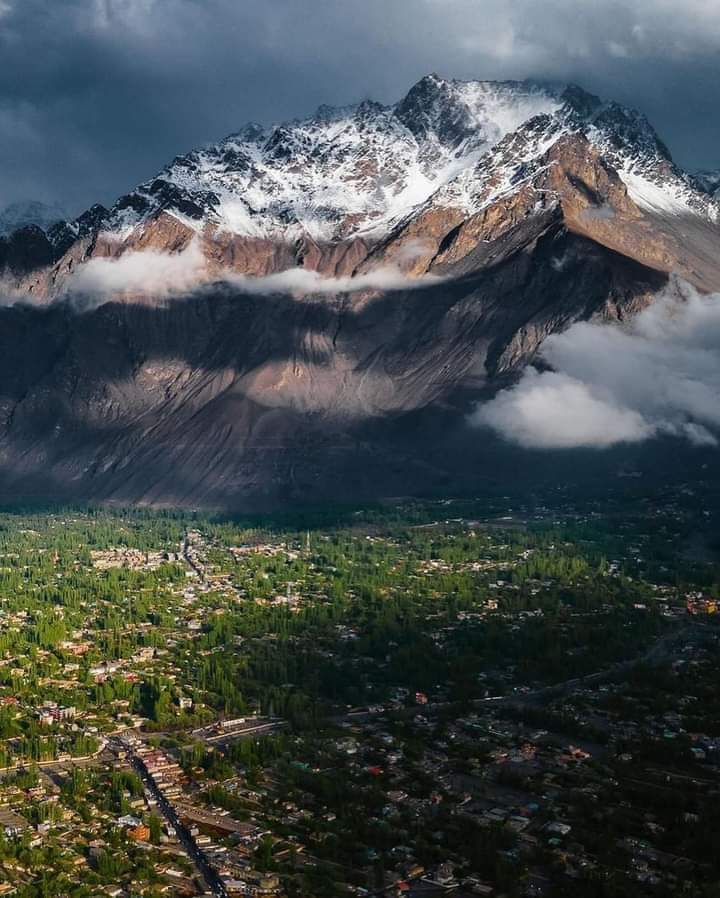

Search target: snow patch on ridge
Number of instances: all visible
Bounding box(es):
[621,170,695,216]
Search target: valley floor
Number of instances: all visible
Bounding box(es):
[0,489,716,897]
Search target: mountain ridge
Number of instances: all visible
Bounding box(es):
[0,75,718,508]
[3,74,718,293]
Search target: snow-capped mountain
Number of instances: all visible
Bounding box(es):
[694,169,720,199]
[0,75,718,508]
[84,75,718,244]
[4,74,718,294]
[102,76,565,242]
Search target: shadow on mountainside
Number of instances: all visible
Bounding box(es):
[0,223,668,508]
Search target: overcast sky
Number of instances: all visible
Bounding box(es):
[1,0,719,214]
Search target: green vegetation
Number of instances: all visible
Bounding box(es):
[0,491,713,896]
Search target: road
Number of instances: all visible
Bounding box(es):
[117,739,228,898]
[489,618,702,709]
[182,530,208,584]
[339,619,703,724]
[193,718,286,746]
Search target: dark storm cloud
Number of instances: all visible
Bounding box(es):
[1,0,719,213]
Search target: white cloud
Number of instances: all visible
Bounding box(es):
[429,0,720,62]
[227,266,444,296]
[606,40,629,59]
[59,240,443,307]
[90,0,160,31]
[471,283,720,450]
[67,239,207,299]
[475,369,653,449]
[393,239,436,265]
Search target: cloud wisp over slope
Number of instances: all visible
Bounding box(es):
[472,284,720,449]
[58,242,444,307]
[68,240,208,298]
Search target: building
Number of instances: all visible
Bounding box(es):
[127,824,151,842]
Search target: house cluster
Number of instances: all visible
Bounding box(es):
[37,702,77,727]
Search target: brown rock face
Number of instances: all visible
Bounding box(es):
[366,133,720,293]
[538,137,720,289]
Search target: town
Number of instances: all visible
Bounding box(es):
[0,486,716,897]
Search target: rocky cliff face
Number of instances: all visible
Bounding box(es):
[0,76,718,508]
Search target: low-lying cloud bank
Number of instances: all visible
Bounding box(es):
[60,241,443,306]
[226,265,444,295]
[472,284,720,449]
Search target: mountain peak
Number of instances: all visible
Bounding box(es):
[10,74,717,284]
[394,74,562,146]
[560,83,603,119]
[2,76,720,508]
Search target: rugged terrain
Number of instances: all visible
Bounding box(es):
[0,76,718,508]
